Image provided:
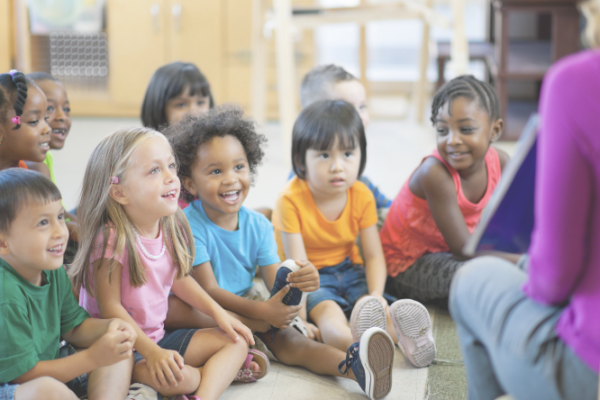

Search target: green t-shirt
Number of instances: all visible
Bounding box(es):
[0,260,90,383]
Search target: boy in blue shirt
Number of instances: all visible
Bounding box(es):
[165,107,396,400]
[0,169,137,400]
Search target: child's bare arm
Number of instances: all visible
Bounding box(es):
[190,261,300,329]
[62,317,136,349]
[12,319,133,385]
[360,224,387,298]
[413,158,472,259]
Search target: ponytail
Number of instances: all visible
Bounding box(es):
[0,70,30,130]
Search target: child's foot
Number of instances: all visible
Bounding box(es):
[389,299,436,368]
[338,327,395,400]
[270,259,306,306]
[234,349,271,382]
[126,383,160,400]
[350,295,387,342]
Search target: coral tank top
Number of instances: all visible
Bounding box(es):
[380,147,501,277]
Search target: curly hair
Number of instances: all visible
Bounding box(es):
[430,75,500,125]
[164,105,267,203]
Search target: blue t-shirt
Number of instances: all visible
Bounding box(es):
[184,200,281,296]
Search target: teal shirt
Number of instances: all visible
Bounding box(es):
[0,260,90,383]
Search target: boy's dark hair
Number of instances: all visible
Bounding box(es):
[165,105,267,203]
[141,62,215,130]
[27,71,60,83]
[430,75,500,125]
[292,100,366,180]
[0,169,62,233]
[0,71,32,130]
[299,64,357,108]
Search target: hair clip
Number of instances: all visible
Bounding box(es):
[9,69,17,77]
[110,176,119,184]
[11,116,20,125]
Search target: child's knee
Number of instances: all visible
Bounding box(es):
[17,377,74,400]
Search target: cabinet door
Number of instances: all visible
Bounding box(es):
[166,0,223,102]
[107,0,167,107]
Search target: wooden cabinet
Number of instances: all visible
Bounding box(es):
[0,0,12,72]
[107,0,222,109]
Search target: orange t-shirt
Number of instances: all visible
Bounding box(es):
[272,177,378,270]
[18,161,28,169]
[380,147,501,277]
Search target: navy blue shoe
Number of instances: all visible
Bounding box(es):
[269,259,304,306]
[338,327,395,400]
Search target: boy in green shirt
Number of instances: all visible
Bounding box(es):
[0,169,137,400]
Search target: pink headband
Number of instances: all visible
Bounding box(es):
[110,176,119,184]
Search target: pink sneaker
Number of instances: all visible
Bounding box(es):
[389,299,436,368]
[350,295,387,343]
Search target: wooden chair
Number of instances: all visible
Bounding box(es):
[250,0,464,164]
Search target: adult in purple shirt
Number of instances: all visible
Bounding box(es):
[448,3,600,399]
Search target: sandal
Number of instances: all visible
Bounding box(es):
[234,349,270,383]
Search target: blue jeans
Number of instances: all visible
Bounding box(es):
[134,328,197,364]
[307,257,369,315]
[449,256,598,400]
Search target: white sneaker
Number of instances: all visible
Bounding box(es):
[389,299,436,368]
[350,295,387,343]
[127,383,160,400]
[290,316,309,337]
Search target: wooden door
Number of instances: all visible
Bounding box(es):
[107,0,167,107]
[166,0,223,102]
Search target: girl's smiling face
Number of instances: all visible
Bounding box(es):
[37,79,71,150]
[165,85,210,125]
[183,135,251,222]
[434,96,502,173]
[0,85,51,166]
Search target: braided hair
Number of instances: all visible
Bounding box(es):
[0,70,30,130]
[430,75,500,126]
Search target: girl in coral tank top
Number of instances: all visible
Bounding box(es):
[380,75,521,303]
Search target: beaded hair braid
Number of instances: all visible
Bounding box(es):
[430,75,500,125]
[0,70,29,130]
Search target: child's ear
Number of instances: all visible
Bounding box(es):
[182,177,199,197]
[109,185,130,206]
[490,118,504,143]
[0,235,10,256]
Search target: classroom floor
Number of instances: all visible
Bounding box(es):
[54,116,516,400]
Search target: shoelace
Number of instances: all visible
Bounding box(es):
[338,343,359,375]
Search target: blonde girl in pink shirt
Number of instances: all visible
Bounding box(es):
[71,127,264,400]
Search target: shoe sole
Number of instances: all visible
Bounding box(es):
[360,327,395,400]
[390,299,436,368]
[273,259,307,305]
[350,296,387,342]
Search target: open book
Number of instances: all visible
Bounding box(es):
[463,114,538,256]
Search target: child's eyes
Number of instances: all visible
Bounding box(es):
[58,212,64,220]
[319,153,330,159]
[175,102,187,108]
[197,100,206,106]
[28,120,39,126]
[151,167,160,174]
[169,162,177,169]
[344,151,354,157]
[234,164,245,171]
[460,127,476,133]
[63,107,71,114]
[210,169,221,175]
[47,106,55,113]
[37,219,48,227]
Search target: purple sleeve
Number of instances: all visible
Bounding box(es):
[523,58,594,305]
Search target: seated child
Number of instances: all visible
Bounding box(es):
[25,72,79,263]
[272,100,436,368]
[70,127,260,400]
[165,105,396,400]
[296,64,391,219]
[0,70,50,171]
[380,75,517,304]
[0,168,136,400]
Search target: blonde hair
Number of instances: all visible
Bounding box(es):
[581,0,600,48]
[70,127,195,296]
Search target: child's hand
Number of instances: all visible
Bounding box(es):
[214,310,255,345]
[88,322,134,368]
[108,318,137,345]
[145,348,185,389]
[264,286,302,329]
[287,260,320,293]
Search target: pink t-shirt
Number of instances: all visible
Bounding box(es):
[79,228,176,343]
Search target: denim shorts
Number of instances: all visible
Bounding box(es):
[134,328,198,364]
[0,343,88,400]
[306,257,369,316]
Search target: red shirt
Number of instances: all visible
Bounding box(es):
[380,147,501,276]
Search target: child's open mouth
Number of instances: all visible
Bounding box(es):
[220,190,240,204]
[330,177,345,186]
[39,141,50,150]
[47,244,65,256]
[448,152,468,160]
[161,189,178,199]
[52,128,68,140]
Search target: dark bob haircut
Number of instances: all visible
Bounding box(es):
[165,105,267,203]
[291,99,366,180]
[0,168,62,233]
[141,62,214,131]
